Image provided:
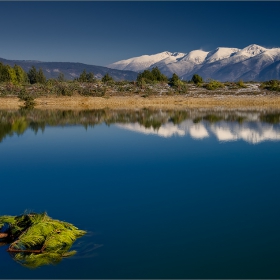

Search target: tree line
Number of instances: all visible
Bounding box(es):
[0,62,109,85]
[0,63,47,84]
[0,61,204,87]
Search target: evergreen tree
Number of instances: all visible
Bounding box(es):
[58,72,65,82]
[102,73,113,83]
[169,73,180,86]
[37,68,46,84]
[191,74,203,85]
[78,70,87,82]
[151,67,168,82]
[137,70,154,82]
[28,66,38,84]
[137,67,168,83]
[86,72,95,82]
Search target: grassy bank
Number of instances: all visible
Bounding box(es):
[1,78,280,110]
[2,95,280,110]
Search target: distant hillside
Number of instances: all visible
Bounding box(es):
[0,58,138,81]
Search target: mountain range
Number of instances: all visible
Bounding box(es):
[0,57,138,81]
[107,44,280,81]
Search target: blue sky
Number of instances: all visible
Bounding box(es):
[0,2,280,66]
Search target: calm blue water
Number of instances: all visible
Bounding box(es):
[1,108,280,278]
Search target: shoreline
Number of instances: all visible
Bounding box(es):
[1,95,280,110]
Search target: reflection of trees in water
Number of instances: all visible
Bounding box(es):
[260,112,280,124]
[1,108,280,142]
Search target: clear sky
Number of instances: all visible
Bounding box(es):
[0,2,280,66]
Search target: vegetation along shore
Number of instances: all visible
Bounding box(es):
[1,62,280,109]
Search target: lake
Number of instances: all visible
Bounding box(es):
[1,107,280,278]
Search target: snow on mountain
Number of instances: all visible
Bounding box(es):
[234,44,267,58]
[205,47,240,63]
[180,50,209,64]
[107,44,280,81]
[107,51,184,72]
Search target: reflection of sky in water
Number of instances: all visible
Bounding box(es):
[1,114,280,279]
[117,120,280,144]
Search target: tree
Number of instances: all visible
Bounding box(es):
[28,66,38,84]
[102,73,113,83]
[169,73,180,86]
[0,63,29,84]
[137,70,154,82]
[77,70,95,82]
[0,65,17,83]
[37,68,46,84]
[137,67,168,83]
[14,65,28,84]
[78,70,87,82]
[86,72,95,82]
[27,66,47,84]
[151,67,168,82]
[191,74,203,85]
[58,72,65,82]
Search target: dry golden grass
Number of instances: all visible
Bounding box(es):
[0,97,24,109]
[1,95,280,110]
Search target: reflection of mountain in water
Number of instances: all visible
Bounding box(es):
[118,120,280,144]
[1,108,280,144]
[117,123,186,138]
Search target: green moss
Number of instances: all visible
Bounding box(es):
[0,212,86,268]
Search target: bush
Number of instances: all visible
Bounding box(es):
[236,80,246,88]
[260,80,280,92]
[205,79,225,90]
[18,89,36,108]
[56,84,72,96]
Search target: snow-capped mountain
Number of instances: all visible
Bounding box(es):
[108,51,185,72]
[108,44,280,81]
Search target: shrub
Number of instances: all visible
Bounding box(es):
[56,84,72,96]
[260,80,280,92]
[18,89,36,108]
[205,79,225,90]
[236,80,246,88]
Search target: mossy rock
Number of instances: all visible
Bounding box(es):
[0,212,86,268]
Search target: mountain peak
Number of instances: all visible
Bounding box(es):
[206,47,240,63]
[180,50,209,64]
[238,44,267,57]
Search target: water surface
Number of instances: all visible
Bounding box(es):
[1,108,280,278]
